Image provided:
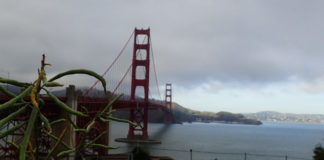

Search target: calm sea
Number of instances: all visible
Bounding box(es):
[109,121,324,160]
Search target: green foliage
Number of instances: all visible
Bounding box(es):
[48,69,107,93]
[0,55,135,159]
[313,144,324,160]
[45,89,88,117]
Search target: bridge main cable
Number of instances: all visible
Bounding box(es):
[83,31,135,96]
[111,33,150,95]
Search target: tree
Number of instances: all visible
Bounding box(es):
[0,55,135,159]
[313,144,324,160]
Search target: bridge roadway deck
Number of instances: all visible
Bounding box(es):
[0,94,168,118]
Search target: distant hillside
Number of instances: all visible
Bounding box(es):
[244,111,324,123]
[112,103,262,125]
[171,103,262,125]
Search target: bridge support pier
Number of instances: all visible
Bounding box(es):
[164,83,173,123]
[115,28,161,144]
[128,28,151,140]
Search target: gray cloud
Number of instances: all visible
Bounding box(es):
[1,0,324,93]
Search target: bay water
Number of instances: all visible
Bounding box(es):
[109,121,324,160]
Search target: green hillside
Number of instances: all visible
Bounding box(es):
[171,103,262,125]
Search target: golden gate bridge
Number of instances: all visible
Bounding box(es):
[0,28,173,159]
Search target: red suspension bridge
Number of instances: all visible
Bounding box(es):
[0,28,173,158]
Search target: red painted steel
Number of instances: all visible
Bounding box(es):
[128,28,151,140]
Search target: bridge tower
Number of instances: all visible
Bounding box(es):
[128,28,151,140]
[164,83,173,123]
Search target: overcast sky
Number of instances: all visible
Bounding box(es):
[1,0,324,114]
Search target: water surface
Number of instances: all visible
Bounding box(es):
[109,121,324,160]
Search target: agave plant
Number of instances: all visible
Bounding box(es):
[0,55,135,160]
